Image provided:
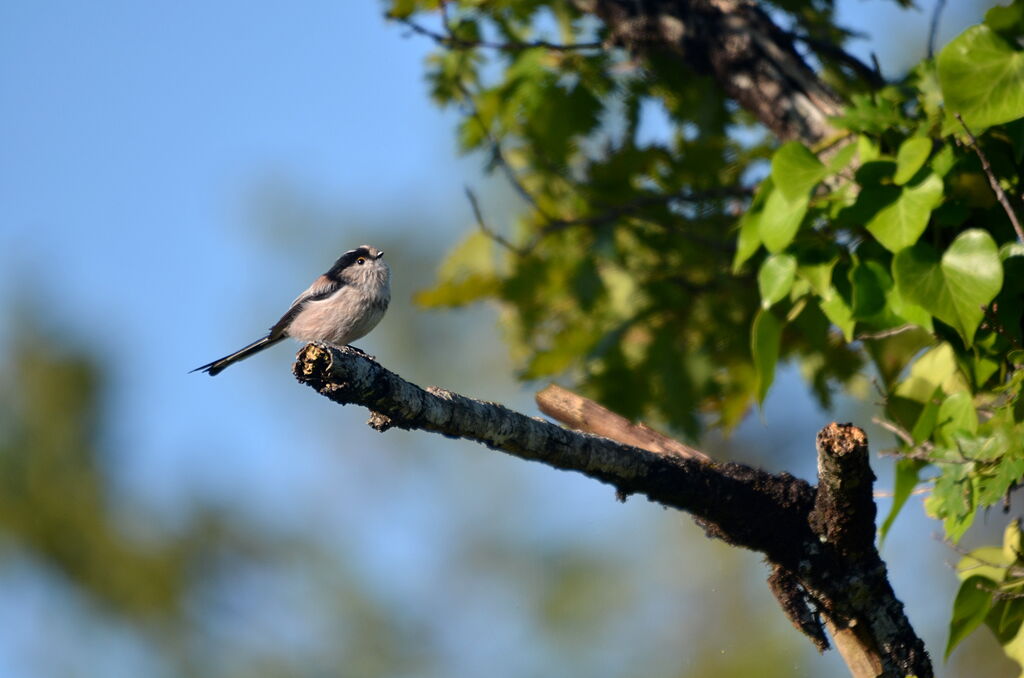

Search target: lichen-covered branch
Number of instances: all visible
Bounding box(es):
[294,344,812,557]
[294,344,932,678]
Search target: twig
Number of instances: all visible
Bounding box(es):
[855,324,917,341]
[981,302,1024,348]
[956,113,1024,244]
[927,0,947,60]
[457,81,746,254]
[870,53,883,83]
[464,186,525,254]
[397,17,604,52]
[872,416,915,447]
[454,82,555,222]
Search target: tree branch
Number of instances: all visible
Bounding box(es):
[295,344,931,677]
[536,383,709,461]
[578,0,846,145]
[294,344,813,556]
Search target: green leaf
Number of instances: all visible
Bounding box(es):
[849,260,889,319]
[751,309,782,405]
[893,137,932,185]
[771,141,827,200]
[826,141,858,174]
[957,546,1013,583]
[926,463,977,541]
[1005,519,1023,562]
[414,230,500,307]
[866,173,944,252]
[733,178,772,271]
[895,343,969,402]
[759,188,808,253]
[893,229,1004,346]
[986,0,1024,35]
[819,287,855,341]
[938,24,1024,129]
[946,576,995,659]
[887,281,934,331]
[935,392,979,448]
[797,257,837,297]
[733,209,763,272]
[879,458,925,545]
[758,254,797,309]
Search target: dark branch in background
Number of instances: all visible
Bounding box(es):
[464,186,526,255]
[397,15,604,52]
[295,345,932,678]
[787,30,885,89]
[956,113,1024,243]
[456,76,748,254]
[927,0,948,60]
[579,0,846,144]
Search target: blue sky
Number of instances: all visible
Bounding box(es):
[0,1,1008,676]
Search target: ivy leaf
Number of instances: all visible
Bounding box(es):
[797,257,837,297]
[935,392,979,448]
[894,343,969,402]
[938,24,1024,129]
[957,546,1013,583]
[926,463,977,541]
[759,188,808,253]
[771,141,827,200]
[751,309,782,405]
[819,287,855,341]
[733,208,763,272]
[866,173,944,252]
[849,260,889,319]
[893,229,1004,346]
[893,137,932,185]
[758,254,797,309]
[946,576,996,659]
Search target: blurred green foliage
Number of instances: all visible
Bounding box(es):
[391,0,1024,667]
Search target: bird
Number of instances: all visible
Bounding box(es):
[192,245,391,376]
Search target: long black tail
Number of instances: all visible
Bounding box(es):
[191,335,285,376]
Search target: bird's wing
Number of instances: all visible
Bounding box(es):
[268,274,345,339]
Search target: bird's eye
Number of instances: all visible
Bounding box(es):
[356,257,366,265]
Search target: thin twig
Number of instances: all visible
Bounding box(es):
[927,0,948,60]
[454,82,554,222]
[873,486,930,498]
[981,303,1024,348]
[464,186,525,254]
[855,324,917,341]
[455,81,747,254]
[956,113,1024,244]
[399,18,604,52]
[872,416,915,447]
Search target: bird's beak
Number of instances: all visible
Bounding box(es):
[376,251,385,259]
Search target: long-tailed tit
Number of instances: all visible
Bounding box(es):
[193,245,391,376]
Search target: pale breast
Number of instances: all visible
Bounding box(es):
[286,285,389,346]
